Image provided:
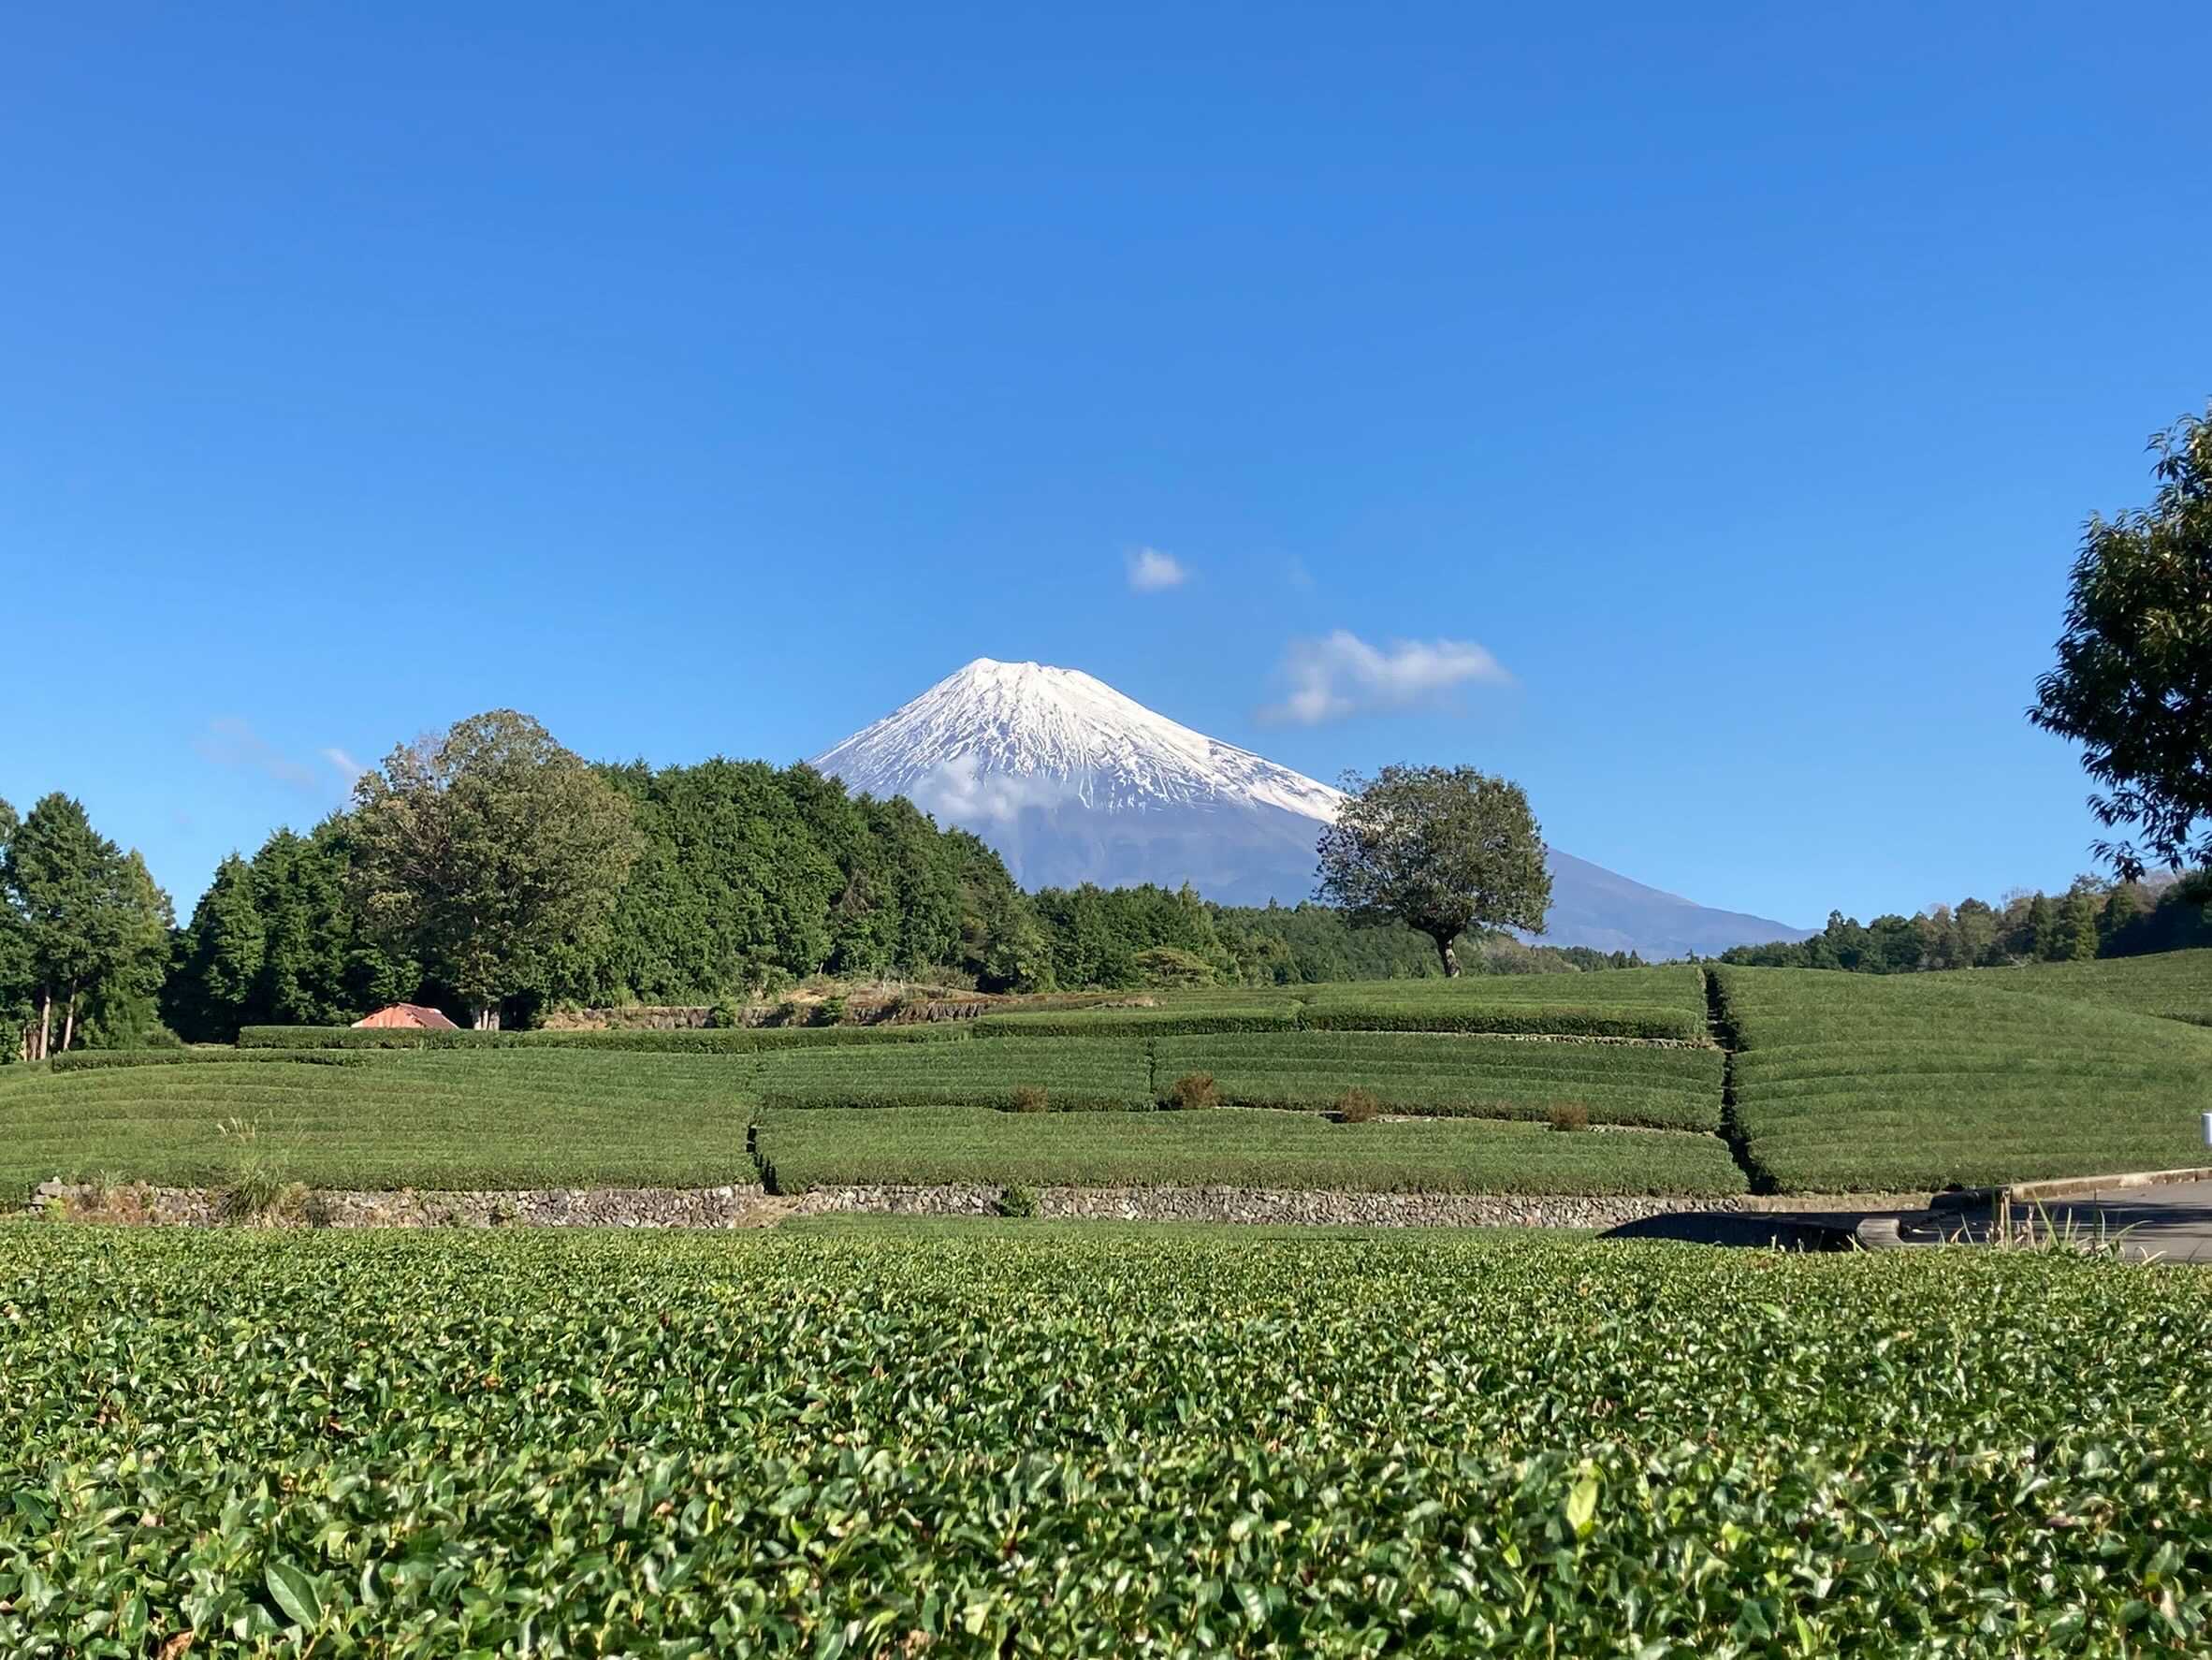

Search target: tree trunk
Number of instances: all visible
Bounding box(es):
[36,990,51,1063]
[473,1000,501,1031]
[1434,934,1461,978]
[62,985,79,1053]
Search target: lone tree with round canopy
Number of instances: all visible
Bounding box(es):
[1316,764,1551,977]
[350,709,643,1028]
[2031,404,2212,881]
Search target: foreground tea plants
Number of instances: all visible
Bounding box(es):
[2,1227,2207,1656]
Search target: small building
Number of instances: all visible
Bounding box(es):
[352,1003,460,1031]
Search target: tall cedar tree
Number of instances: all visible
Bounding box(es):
[0,800,33,1055]
[1316,765,1551,977]
[350,711,643,1027]
[2032,405,2212,878]
[1,794,173,1057]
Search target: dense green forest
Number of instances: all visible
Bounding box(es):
[3,754,1645,1056]
[1719,876,2211,973]
[8,739,2210,1056]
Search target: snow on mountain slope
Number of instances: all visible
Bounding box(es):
[810,659,1345,823]
[809,659,1812,955]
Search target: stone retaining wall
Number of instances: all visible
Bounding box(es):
[26,1180,773,1230]
[25,1178,1737,1231]
[790,1185,1740,1229]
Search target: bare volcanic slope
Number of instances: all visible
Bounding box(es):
[810,659,1808,957]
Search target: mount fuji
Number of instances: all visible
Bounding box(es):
[810,659,1810,958]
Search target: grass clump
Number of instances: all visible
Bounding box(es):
[1548,1103,1590,1133]
[1010,1085,1050,1114]
[1164,1071,1219,1111]
[1335,1087,1380,1125]
[997,1183,1039,1218]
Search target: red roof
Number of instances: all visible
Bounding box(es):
[353,1003,461,1030]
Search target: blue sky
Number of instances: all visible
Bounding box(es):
[4,2,2207,929]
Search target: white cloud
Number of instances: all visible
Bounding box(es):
[1126,546,1188,593]
[193,718,321,791]
[1259,630,1512,725]
[194,720,363,794]
[905,754,1074,823]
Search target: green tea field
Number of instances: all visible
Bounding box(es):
[1717,967,2212,1192]
[8,958,2212,1203]
[1986,945,2212,1027]
[2,1226,2205,1654]
[754,1106,1746,1195]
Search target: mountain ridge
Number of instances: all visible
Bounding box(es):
[811,659,1812,957]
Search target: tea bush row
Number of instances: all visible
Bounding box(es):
[0,1051,758,1201]
[238,1022,967,1052]
[1988,945,2212,1027]
[756,1038,1152,1112]
[1154,1033,1724,1129]
[47,1048,372,1072]
[751,1106,1747,1196]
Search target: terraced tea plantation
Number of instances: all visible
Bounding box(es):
[3,1226,2206,1655]
[1718,967,2212,1192]
[12,955,2212,1203]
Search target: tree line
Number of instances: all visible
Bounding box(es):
[1,795,173,1060]
[4,721,1623,1056]
[1719,874,2209,974]
[13,386,2212,1061]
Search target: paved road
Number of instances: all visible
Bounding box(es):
[1604,1182,2212,1261]
[1995,1179,2212,1263]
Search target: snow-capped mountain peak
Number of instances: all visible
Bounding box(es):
[809,658,1345,823]
[807,658,1812,954]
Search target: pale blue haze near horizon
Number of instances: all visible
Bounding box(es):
[4,2,2208,929]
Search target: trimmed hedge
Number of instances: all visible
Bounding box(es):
[971,1010,1300,1038]
[1299,1006,1708,1041]
[757,1037,1151,1112]
[760,1088,1148,1114]
[754,1106,1748,1197]
[1153,1032,1724,1130]
[48,1049,372,1072]
[236,1024,969,1054]
[0,1050,758,1203]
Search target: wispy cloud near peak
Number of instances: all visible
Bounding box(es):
[1259,630,1511,724]
[1126,546,1188,592]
